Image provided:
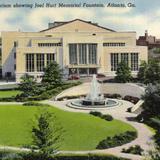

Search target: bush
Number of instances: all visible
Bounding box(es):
[122,145,144,155]
[0,151,130,160]
[104,93,121,99]
[19,152,129,160]
[96,131,137,149]
[123,95,139,104]
[23,102,46,107]
[127,107,132,112]
[90,112,114,121]
[0,97,16,102]
[89,111,102,117]
[101,114,113,121]
[55,154,129,160]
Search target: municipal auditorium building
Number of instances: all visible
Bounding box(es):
[1,19,148,82]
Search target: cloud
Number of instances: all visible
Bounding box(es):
[26,8,95,31]
[103,7,132,14]
[0,9,21,31]
[0,2,160,37]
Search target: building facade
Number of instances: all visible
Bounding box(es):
[137,30,160,49]
[1,19,148,82]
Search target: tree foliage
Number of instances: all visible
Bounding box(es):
[42,62,63,89]
[115,61,132,83]
[138,59,160,84]
[32,110,63,160]
[137,61,147,82]
[142,84,160,118]
[19,74,38,97]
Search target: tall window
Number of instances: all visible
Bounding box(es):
[79,44,87,64]
[121,53,129,66]
[131,53,139,71]
[69,44,77,64]
[88,44,97,64]
[111,53,119,71]
[26,54,34,72]
[47,54,55,65]
[36,54,44,72]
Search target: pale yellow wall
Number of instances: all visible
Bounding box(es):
[44,20,112,33]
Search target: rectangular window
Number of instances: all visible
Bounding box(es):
[88,44,97,64]
[79,68,88,75]
[131,53,139,71]
[121,53,129,66]
[89,68,97,74]
[103,43,125,47]
[46,53,55,65]
[79,44,87,64]
[36,54,44,72]
[14,41,18,47]
[26,54,34,72]
[38,43,62,47]
[14,52,16,59]
[111,53,119,71]
[69,44,77,64]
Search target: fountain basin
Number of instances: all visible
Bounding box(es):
[68,98,119,109]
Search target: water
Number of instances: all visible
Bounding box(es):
[86,74,104,102]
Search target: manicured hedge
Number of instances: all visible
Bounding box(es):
[123,95,139,104]
[55,154,129,160]
[0,151,130,160]
[89,111,114,121]
[96,131,137,149]
[103,93,121,99]
[122,145,144,155]
[20,152,130,160]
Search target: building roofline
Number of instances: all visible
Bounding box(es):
[40,19,116,32]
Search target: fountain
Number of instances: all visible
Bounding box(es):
[82,74,105,105]
[67,74,119,109]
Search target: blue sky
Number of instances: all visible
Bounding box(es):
[0,0,160,37]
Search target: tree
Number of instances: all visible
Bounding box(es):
[141,84,160,119]
[32,110,63,160]
[19,74,38,97]
[137,61,148,82]
[115,61,132,83]
[42,62,63,89]
[144,60,160,85]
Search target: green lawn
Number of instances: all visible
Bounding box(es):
[0,90,21,98]
[0,105,136,151]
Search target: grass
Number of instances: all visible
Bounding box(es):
[0,104,136,151]
[0,90,21,98]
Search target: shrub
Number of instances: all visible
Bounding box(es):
[90,112,114,121]
[127,107,132,112]
[123,95,139,104]
[23,102,46,107]
[96,131,137,149]
[0,151,129,160]
[89,111,102,117]
[104,93,121,99]
[102,114,113,121]
[0,97,16,102]
[122,145,144,155]
[20,152,129,160]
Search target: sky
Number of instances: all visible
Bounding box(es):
[0,0,160,37]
